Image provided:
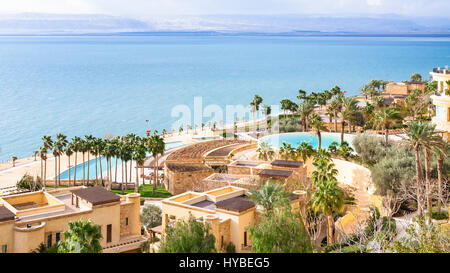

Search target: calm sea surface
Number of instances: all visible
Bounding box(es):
[1,35,450,161]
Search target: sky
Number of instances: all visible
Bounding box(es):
[0,0,449,18]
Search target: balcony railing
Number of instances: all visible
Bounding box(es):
[432,67,450,74]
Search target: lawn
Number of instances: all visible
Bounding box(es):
[111,184,172,198]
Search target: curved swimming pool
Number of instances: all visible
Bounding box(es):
[258,132,354,149]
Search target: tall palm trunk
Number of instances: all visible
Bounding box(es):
[424,147,433,220]
[99,154,103,186]
[153,155,158,194]
[58,155,61,187]
[125,161,128,190]
[115,157,118,183]
[340,121,345,144]
[437,155,444,215]
[347,120,351,133]
[333,110,338,132]
[54,157,58,189]
[44,160,47,187]
[87,153,90,186]
[74,152,77,186]
[121,160,125,194]
[327,212,334,245]
[129,161,132,184]
[82,152,86,186]
[68,155,71,187]
[135,163,139,193]
[414,145,424,216]
[95,155,98,184]
[317,130,322,149]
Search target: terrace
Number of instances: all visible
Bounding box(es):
[432,66,450,74]
[166,139,247,162]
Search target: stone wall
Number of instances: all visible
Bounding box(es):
[164,168,215,195]
[120,203,132,237]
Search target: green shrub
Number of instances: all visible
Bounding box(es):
[432,210,449,220]
[141,204,162,229]
[16,174,42,191]
[352,133,386,165]
[223,242,236,253]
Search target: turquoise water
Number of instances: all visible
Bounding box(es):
[165,141,184,149]
[259,132,353,149]
[57,156,121,180]
[1,35,450,161]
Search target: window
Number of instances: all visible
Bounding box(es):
[47,234,52,247]
[55,233,61,243]
[1,245,7,253]
[125,217,128,226]
[107,224,112,243]
[244,231,247,246]
[221,236,224,248]
[27,224,31,228]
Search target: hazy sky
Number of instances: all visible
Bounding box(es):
[1,0,449,17]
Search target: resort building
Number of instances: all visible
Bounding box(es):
[383,81,426,96]
[0,187,147,253]
[161,186,307,252]
[430,66,450,139]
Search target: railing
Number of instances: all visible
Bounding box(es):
[433,68,450,74]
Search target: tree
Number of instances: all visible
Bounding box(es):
[146,135,165,194]
[141,204,162,229]
[352,133,386,166]
[410,72,423,82]
[372,107,401,147]
[65,143,74,186]
[391,216,450,253]
[433,141,449,215]
[256,142,275,161]
[295,142,315,163]
[12,156,17,167]
[279,142,295,160]
[247,206,312,253]
[312,179,344,245]
[311,152,344,245]
[402,121,443,217]
[297,89,307,104]
[309,113,325,149]
[57,219,103,253]
[33,150,38,161]
[280,98,294,119]
[248,181,289,212]
[133,141,147,193]
[250,94,263,121]
[55,133,68,187]
[298,101,315,131]
[72,136,82,186]
[159,214,216,253]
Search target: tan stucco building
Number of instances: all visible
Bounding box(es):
[383,81,426,96]
[0,187,147,253]
[430,66,450,139]
[161,186,306,253]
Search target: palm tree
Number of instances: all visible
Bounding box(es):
[312,179,344,245]
[328,97,342,133]
[433,141,448,215]
[250,94,263,122]
[55,133,68,186]
[256,142,275,161]
[295,142,315,163]
[39,147,47,187]
[297,89,307,104]
[410,72,423,82]
[12,156,17,167]
[133,142,147,193]
[146,135,165,194]
[359,84,371,100]
[279,142,294,160]
[84,135,95,185]
[280,99,294,119]
[65,143,74,187]
[298,101,314,131]
[58,219,103,253]
[72,136,82,186]
[309,113,325,149]
[52,140,60,188]
[373,107,401,147]
[340,97,358,143]
[33,150,39,161]
[79,139,88,185]
[42,135,53,185]
[248,181,289,212]
[402,121,443,217]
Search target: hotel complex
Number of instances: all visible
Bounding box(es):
[430,66,450,139]
[0,187,147,253]
[161,186,307,253]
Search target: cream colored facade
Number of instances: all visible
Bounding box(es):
[430,66,450,139]
[0,187,148,253]
[161,186,306,253]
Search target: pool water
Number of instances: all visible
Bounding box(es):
[165,141,184,150]
[57,156,122,180]
[258,132,354,149]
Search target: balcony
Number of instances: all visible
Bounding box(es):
[432,67,450,74]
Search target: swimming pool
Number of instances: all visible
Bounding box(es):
[165,141,184,150]
[258,132,354,149]
[57,156,122,180]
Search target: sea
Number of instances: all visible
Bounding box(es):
[1,34,450,161]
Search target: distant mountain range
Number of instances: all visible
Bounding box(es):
[0,13,449,35]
